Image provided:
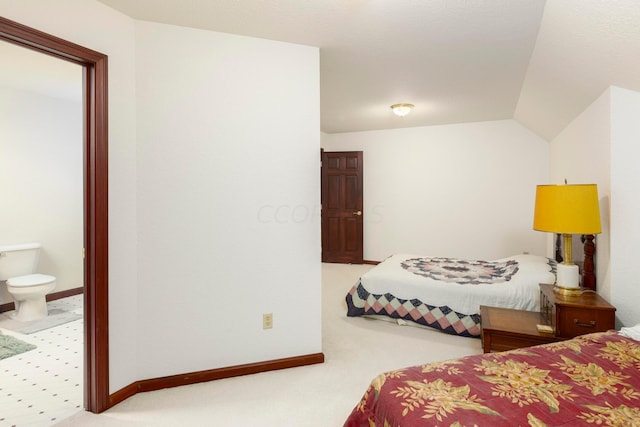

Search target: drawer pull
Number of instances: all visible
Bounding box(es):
[574,319,596,328]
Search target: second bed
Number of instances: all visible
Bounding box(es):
[346,253,556,337]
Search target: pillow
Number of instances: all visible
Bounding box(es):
[619,324,640,341]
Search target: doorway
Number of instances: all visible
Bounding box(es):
[321,151,364,263]
[0,38,85,424]
[0,17,109,413]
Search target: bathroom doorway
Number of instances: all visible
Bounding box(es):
[0,17,109,414]
[0,39,84,424]
[0,42,83,305]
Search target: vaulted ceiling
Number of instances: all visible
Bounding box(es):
[14,0,640,141]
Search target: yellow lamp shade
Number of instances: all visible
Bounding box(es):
[533,184,602,234]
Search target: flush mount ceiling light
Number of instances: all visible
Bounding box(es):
[390,103,414,117]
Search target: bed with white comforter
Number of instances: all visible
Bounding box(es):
[345,254,556,337]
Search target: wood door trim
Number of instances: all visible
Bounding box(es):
[0,17,110,413]
[109,353,325,407]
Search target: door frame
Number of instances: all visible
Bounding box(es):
[0,17,110,413]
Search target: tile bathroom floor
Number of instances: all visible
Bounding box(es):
[0,295,83,427]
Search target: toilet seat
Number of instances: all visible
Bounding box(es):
[7,273,56,287]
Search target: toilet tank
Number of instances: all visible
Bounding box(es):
[0,243,41,281]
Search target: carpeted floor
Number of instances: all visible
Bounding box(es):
[55,263,482,426]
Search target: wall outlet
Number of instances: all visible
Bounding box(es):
[263,313,273,329]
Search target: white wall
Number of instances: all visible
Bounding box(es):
[610,87,640,327]
[2,1,322,391]
[322,120,549,261]
[134,21,320,379]
[1,0,140,392]
[0,86,83,302]
[549,88,612,300]
[550,86,640,328]
[2,2,321,391]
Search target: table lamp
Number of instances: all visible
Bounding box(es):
[533,184,601,296]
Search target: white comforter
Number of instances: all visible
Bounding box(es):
[359,253,556,315]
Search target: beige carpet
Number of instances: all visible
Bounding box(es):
[56,263,482,426]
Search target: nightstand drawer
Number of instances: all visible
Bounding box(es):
[556,306,615,338]
[485,330,559,352]
[540,284,616,340]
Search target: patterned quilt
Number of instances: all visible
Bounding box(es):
[400,257,520,285]
[346,281,482,337]
[346,254,556,337]
[344,331,640,427]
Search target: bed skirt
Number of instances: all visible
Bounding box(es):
[346,281,481,337]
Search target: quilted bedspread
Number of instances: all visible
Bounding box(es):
[346,281,483,337]
[344,331,640,427]
[346,254,556,337]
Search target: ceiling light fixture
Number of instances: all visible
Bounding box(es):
[390,103,414,117]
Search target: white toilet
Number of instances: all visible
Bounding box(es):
[0,243,57,322]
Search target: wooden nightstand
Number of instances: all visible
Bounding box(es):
[539,283,616,338]
[480,284,616,353]
[480,305,561,353]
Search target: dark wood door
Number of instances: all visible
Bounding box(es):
[321,151,363,263]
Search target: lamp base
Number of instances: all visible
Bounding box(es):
[554,262,581,296]
[553,284,584,297]
[556,262,580,288]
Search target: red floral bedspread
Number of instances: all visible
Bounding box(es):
[344,331,640,426]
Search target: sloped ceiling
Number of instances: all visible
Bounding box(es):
[516,0,640,140]
[83,0,639,139]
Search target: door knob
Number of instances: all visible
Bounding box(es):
[353,210,362,216]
